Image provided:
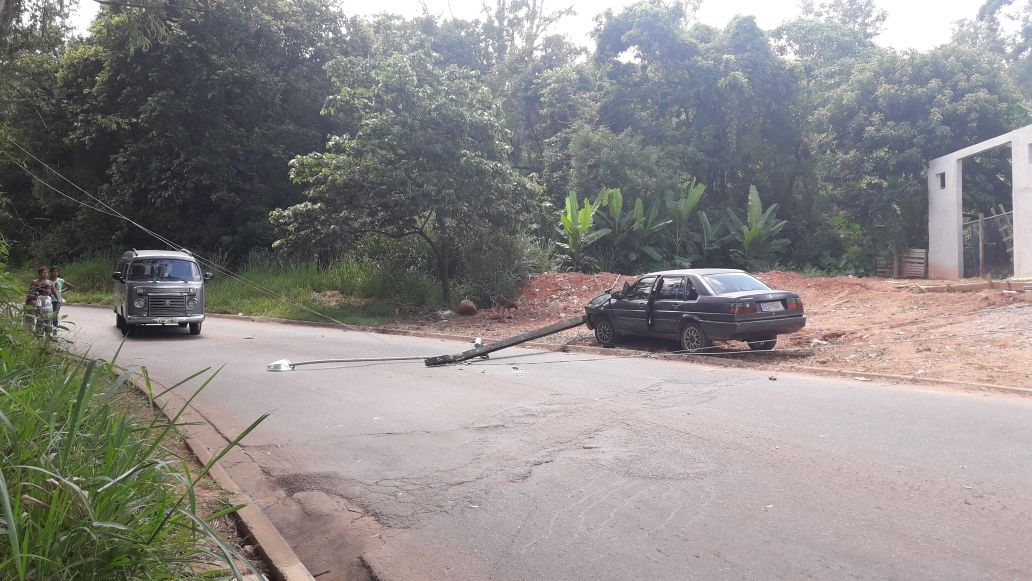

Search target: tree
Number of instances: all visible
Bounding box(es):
[32,0,346,258]
[798,0,888,40]
[953,0,1032,101]
[0,0,74,255]
[815,44,1024,249]
[280,51,539,306]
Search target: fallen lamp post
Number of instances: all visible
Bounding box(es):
[267,355,431,372]
[265,315,587,371]
[423,315,586,366]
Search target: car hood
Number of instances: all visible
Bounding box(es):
[585,292,612,311]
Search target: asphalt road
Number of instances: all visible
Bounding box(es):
[64,305,1032,580]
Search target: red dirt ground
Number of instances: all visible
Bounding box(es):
[389,272,1032,390]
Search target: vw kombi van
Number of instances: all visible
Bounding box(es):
[112,250,212,336]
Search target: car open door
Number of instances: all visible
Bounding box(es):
[650,276,686,335]
[609,276,655,334]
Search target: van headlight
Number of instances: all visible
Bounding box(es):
[133,298,146,309]
[187,297,198,309]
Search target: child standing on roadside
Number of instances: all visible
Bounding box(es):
[26,265,56,333]
[48,266,73,329]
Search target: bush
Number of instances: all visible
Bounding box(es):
[452,230,555,305]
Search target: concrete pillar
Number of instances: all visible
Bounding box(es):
[927,123,1032,280]
[1013,125,1032,279]
[928,156,963,279]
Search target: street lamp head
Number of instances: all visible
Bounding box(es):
[267,359,295,372]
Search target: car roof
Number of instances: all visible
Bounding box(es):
[642,268,746,277]
[123,250,195,260]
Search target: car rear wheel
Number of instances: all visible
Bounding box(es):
[679,322,711,353]
[747,338,777,351]
[594,316,617,347]
[189,322,202,335]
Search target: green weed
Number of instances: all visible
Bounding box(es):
[0,319,264,579]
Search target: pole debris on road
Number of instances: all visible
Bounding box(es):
[424,315,587,366]
[265,315,586,371]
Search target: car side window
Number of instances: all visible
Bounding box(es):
[657,277,685,300]
[626,277,657,300]
[685,277,699,300]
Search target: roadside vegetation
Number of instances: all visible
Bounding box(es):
[3,0,1029,311]
[0,240,262,579]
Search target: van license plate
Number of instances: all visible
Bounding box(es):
[760,302,785,313]
[156,317,176,324]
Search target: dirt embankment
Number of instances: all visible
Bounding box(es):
[389,272,1032,389]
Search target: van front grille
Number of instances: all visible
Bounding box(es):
[148,295,187,316]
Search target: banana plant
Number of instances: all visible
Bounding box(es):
[557,190,611,272]
[627,197,671,265]
[727,186,789,270]
[597,187,671,272]
[665,180,706,265]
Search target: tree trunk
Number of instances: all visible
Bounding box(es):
[436,237,452,307]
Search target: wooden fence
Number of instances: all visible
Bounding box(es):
[876,248,928,279]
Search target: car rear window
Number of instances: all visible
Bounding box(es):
[702,273,770,294]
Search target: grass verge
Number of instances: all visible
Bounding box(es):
[0,309,265,579]
[47,254,443,326]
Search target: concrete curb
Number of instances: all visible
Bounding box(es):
[131,368,314,580]
[173,423,315,581]
[69,302,1031,396]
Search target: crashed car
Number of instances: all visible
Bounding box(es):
[584,269,806,352]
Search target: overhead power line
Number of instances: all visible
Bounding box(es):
[0,140,416,353]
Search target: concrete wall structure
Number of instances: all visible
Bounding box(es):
[927,124,1032,280]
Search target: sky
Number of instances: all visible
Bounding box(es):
[70,0,989,52]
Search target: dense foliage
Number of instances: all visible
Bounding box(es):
[2,0,1030,299]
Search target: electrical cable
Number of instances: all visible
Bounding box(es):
[1,141,419,354]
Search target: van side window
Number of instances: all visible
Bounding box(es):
[657,277,685,300]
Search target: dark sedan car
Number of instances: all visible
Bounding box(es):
[584,269,806,352]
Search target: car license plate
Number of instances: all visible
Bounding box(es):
[156,317,176,324]
[760,301,785,313]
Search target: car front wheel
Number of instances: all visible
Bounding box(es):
[747,338,777,351]
[679,322,711,353]
[189,322,202,335]
[594,316,617,347]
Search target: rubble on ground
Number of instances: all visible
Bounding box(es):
[386,271,1032,389]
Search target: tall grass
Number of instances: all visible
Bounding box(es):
[45,231,555,321]
[0,314,265,579]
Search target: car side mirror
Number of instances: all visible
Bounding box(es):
[622,281,632,295]
[112,271,124,282]
[610,291,622,300]
[204,272,214,281]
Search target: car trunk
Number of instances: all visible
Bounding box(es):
[723,290,803,322]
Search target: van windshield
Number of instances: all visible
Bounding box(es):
[128,259,200,282]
